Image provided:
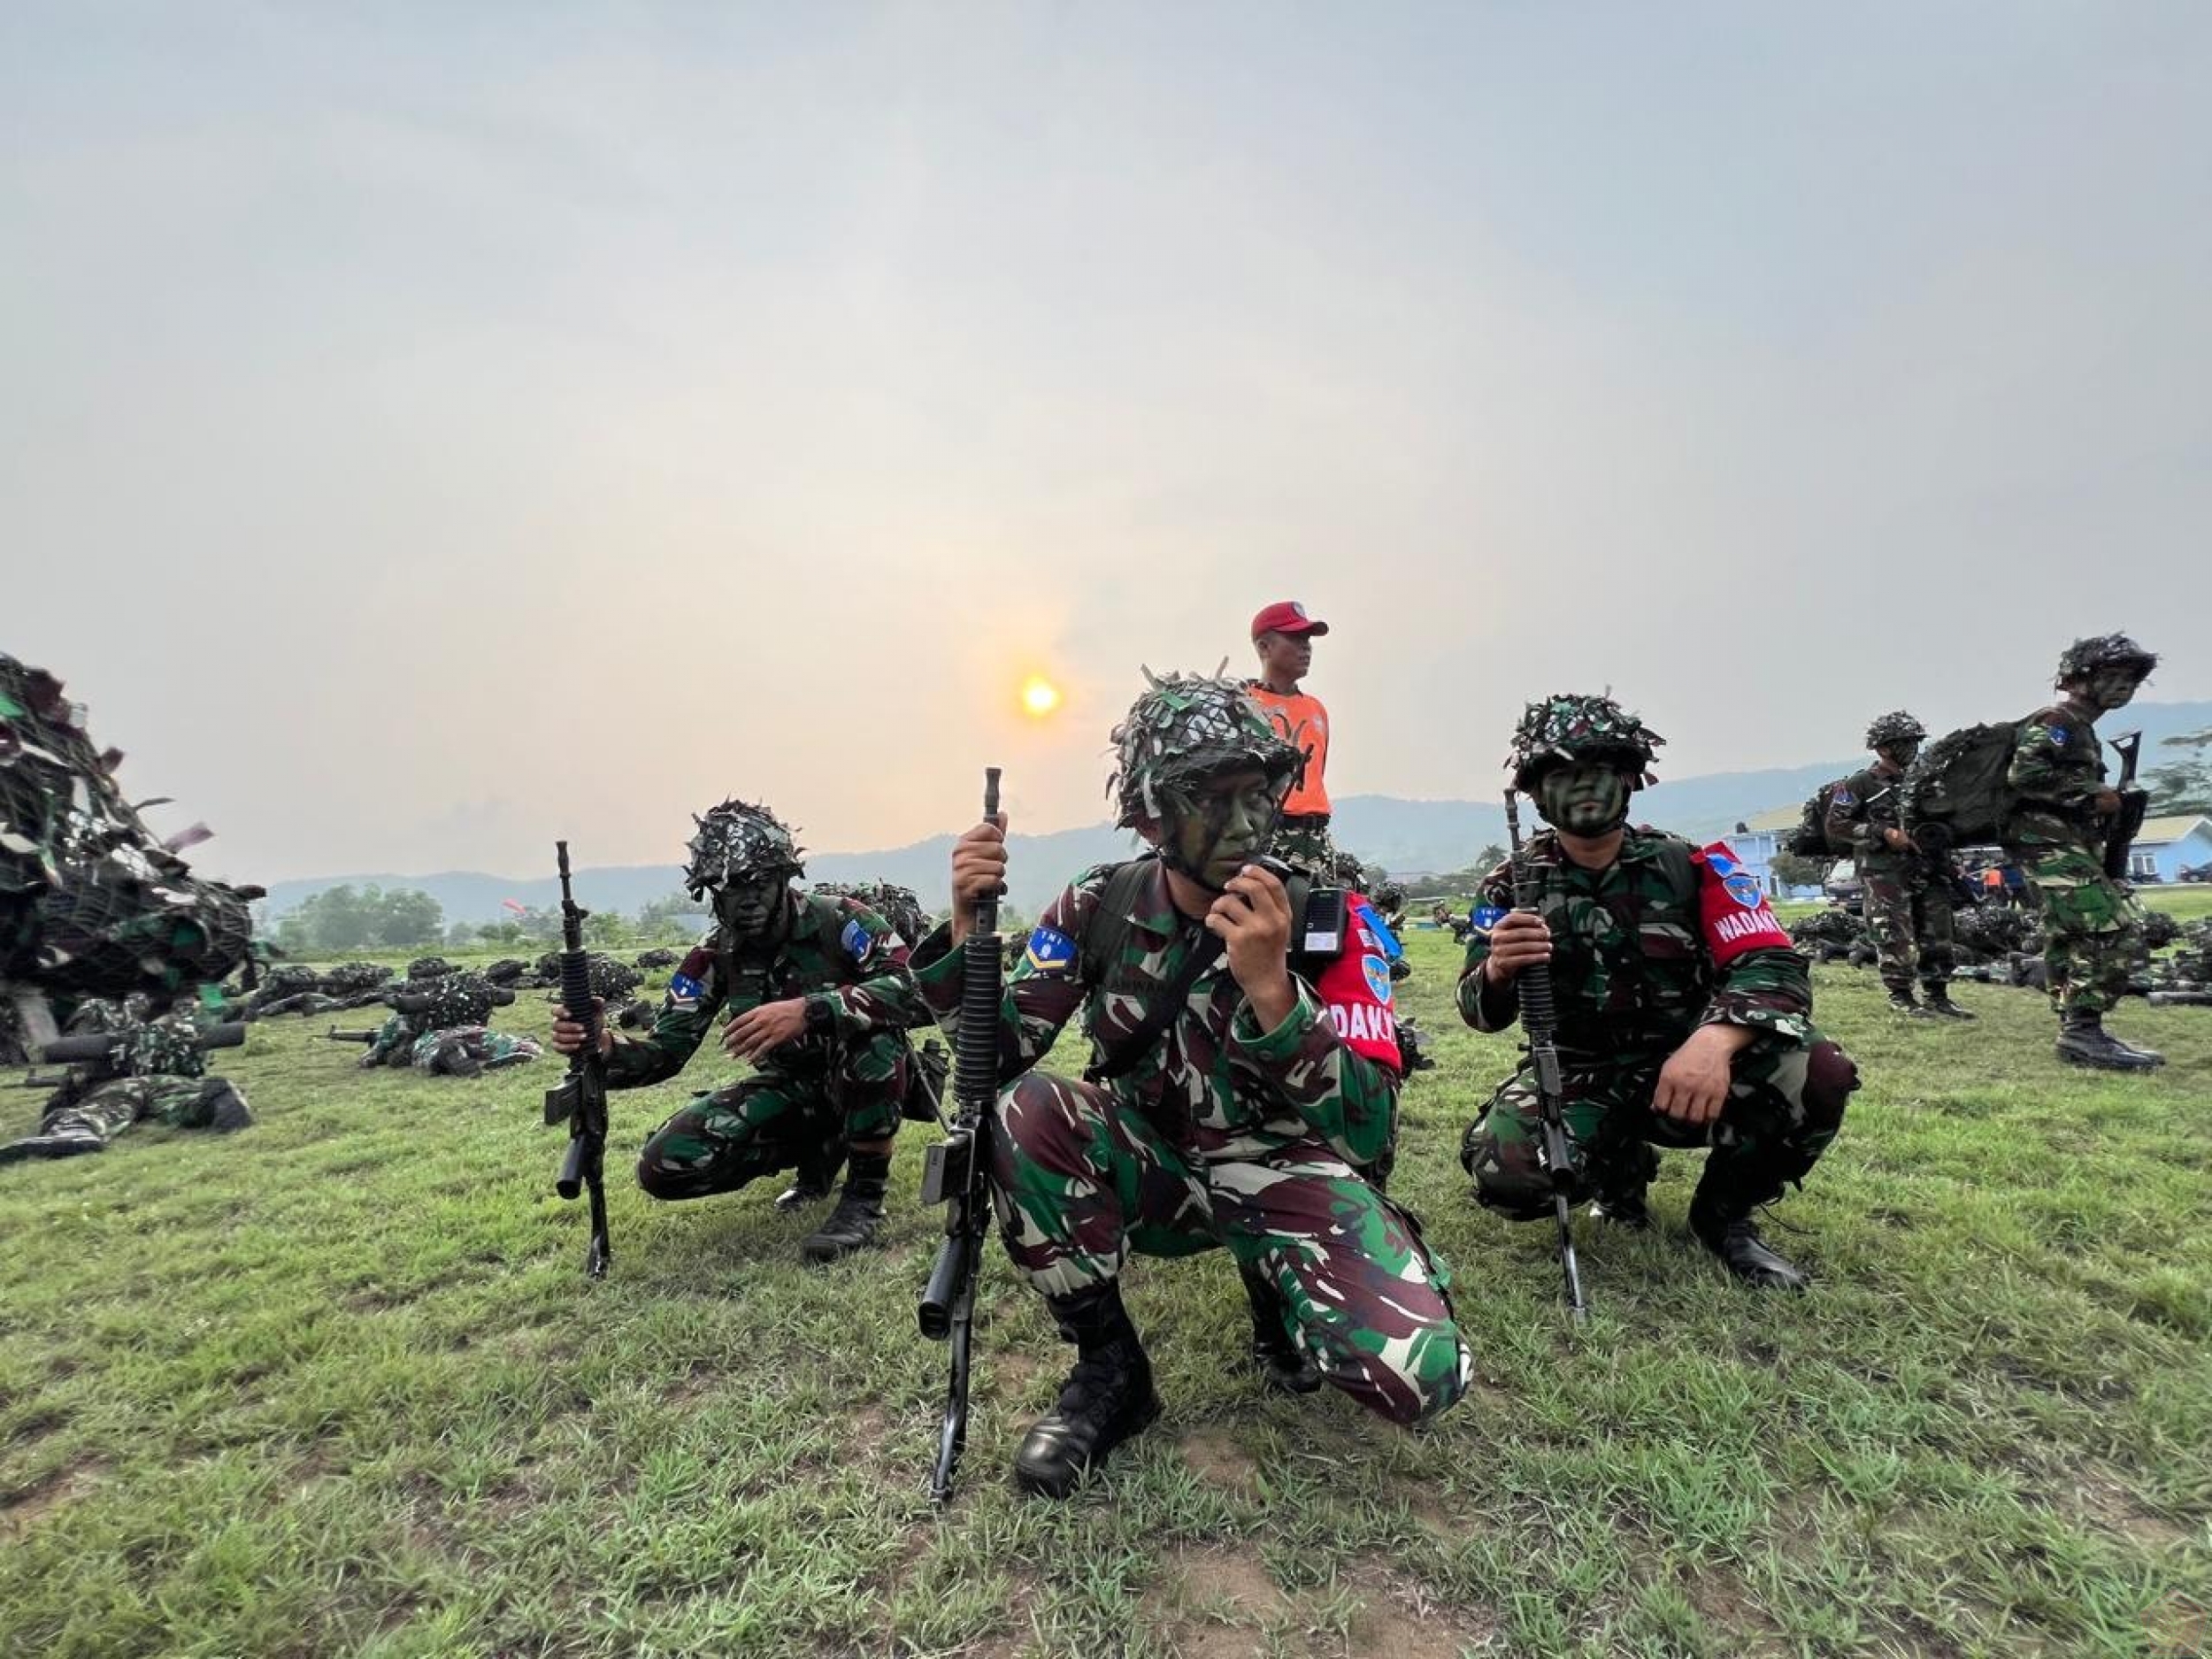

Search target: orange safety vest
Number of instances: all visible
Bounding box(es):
[1248,685,1332,816]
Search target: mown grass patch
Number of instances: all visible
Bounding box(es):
[4,932,2208,1656]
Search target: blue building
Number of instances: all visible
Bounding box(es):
[1715,806,1811,899]
[2129,815,2212,883]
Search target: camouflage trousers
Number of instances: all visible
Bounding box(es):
[407,1025,541,1077]
[23,1076,252,1151]
[1271,816,1337,875]
[991,1071,1471,1425]
[2012,841,2144,1017]
[635,1030,907,1201]
[1859,858,1955,995]
[1460,1034,1855,1217]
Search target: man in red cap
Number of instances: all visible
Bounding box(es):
[1246,601,1336,870]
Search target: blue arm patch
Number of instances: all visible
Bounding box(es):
[1024,925,1076,973]
[840,918,873,962]
[1471,904,1509,932]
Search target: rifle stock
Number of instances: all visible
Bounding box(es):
[919,766,1003,1505]
[2103,730,2148,883]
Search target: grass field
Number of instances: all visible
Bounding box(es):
[4,928,2208,1658]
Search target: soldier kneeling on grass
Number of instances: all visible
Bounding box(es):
[1458,695,1859,1294]
[918,671,1471,1499]
[549,800,932,1263]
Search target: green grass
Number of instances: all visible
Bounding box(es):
[4,933,2208,1658]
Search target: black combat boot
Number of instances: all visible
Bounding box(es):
[1588,1144,1658,1230]
[799,1151,889,1263]
[775,1138,846,1212]
[1921,985,1976,1020]
[0,1126,105,1164]
[1688,1179,1809,1293]
[1238,1263,1320,1394]
[1886,988,1938,1018]
[1013,1279,1163,1499]
[2055,1013,2160,1071]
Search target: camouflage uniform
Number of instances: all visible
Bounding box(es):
[2004,697,2143,1018]
[609,890,926,1200]
[1825,716,1959,1008]
[1458,829,1855,1219]
[409,1025,541,1077]
[3,1011,250,1163]
[1461,694,1858,1292]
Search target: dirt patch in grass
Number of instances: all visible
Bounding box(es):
[954,1567,1041,1659]
[0,1457,110,1533]
[987,1347,1051,1402]
[2067,1465,2196,1549]
[1154,1542,1289,1655]
[1683,1563,1789,1657]
[1335,1554,1497,1659]
[1181,1427,1263,1495]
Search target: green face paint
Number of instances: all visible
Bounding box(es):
[1164,769,1279,890]
[1534,762,1632,837]
[2085,668,2142,713]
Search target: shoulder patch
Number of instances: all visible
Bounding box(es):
[667,971,704,1010]
[1024,925,1076,974]
[1361,954,1394,1002]
[839,918,873,962]
[1832,787,1855,807]
[1723,872,1765,909]
[1471,904,1509,932]
[2048,726,2070,747]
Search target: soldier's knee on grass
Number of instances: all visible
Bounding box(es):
[1460,1121,1558,1219]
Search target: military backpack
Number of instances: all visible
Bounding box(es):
[1784,780,1851,857]
[1901,722,2024,852]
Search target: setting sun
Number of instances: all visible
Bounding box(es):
[1020,676,1062,718]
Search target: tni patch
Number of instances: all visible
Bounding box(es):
[1025,925,1076,974]
[840,918,873,963]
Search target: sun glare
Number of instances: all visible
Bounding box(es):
[1020,676,1062,718]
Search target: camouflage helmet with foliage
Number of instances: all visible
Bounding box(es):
[682,799,804,897]
[2056,634,2158,685]
[1863,710,1927,749]
[1108,669,1301,829]
[1505,694,1666,792]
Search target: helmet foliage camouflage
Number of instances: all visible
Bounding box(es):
[2056,634,2158,684]
[1863,710,1927,749]
[682,799,804,897]
[1505,694,1666,792]
[1108,669,1301,829]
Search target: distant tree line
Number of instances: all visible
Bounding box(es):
[271,887,710,956]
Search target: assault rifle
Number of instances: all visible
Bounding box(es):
[324,1027,380,1045]
[1503,790,1588,1324]
[918,766,1002,1505]
[13,1021,245,1090]
[2102,731,2148,884]
[542,842,612,1278]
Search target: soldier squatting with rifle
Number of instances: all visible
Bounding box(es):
[915,671,1470,1500]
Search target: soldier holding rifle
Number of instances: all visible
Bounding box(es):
[1458,695,1857,1294]
[919,671,1469,1501]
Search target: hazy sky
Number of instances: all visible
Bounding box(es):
[7,3,2208,884]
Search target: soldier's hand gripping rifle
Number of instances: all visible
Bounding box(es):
[1503,790,1589,1324]
[2102,731,2149,884]
[918,767,1002,1506]
[542,842,611,1278]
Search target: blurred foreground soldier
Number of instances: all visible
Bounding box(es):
[2006,634,2163,1070]
[549,800,928,1263]
[1459,695,1858,1292]
[923,671,1468,1499]
[1244,602,1336,870]
[1826,711,1969,1018]
[1,654,260,1045]
[4,1003,250,1164]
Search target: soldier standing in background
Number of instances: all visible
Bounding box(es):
[2005,634,2164,1071]
[1825,711,1970,1019]
[1245,601,1337,872]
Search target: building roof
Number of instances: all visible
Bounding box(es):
[2138,815,2211,845]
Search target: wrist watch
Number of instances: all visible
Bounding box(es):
[803,995,837,1035]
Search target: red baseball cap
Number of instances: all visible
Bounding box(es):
[1250,600,1330,639]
